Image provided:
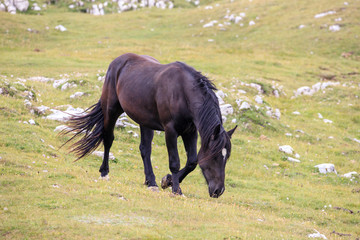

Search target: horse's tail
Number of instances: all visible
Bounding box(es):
[61,100,104,160]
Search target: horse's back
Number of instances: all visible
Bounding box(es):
[112,53,196,132]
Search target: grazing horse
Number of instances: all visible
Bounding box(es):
[63,53,237,198]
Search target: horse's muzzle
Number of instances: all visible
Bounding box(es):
[210,186,225,198]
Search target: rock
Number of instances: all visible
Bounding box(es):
[14,0,29,11]
[24,99,32,108]
[203,20,218,28]
[46,106,84,122]
[231,118,237,123]
[0,3,5,11]
[7,4,16,14]
[315,163,337,174]
[31,3,41,11]
[70,92,84,99]
[35,105,50,115]
[54,125,72,132]
[314,11,336,19]
[115,116,139,128]
[323,119,333,124]
[127,130,139,138]
[249,20,255,26]
[329,25,340,32]
[28,119,36,125]
[287,157,300,163]
[238,89,246,94]
[239,101,251,110]
[318,113,323,119]
[285,133,292,137]
[343,171,357,178]
[308,229,327,239]
[254,95,263,104]
[61,82,77,91]
[53,79,68,88]
[92,150,115,160]
[279,145,293,154]
[55,25,67,32]
[294,82,340,97]
[28,76,54,82]
[353,138,360,144]
[292,111,301,115]
[220,104,233,116]
[274,108,281,119]
[295,86,313,96]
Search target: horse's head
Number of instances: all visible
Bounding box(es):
[198,125,237,198]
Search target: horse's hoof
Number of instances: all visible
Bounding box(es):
[99,175,110,181]
[161,174,172,189]
[148,186,160,192]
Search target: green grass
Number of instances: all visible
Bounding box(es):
[1,0,360,239]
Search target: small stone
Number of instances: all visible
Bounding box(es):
[343,172,357,178]
[28,119,36,125]
[279,145,293,154]
[315,163,337,174]
[239,101,251,110]
[287,157,300,163]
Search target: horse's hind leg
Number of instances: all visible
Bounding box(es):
[139,126,158,188]
[99,96,123,178]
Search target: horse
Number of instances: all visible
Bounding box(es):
[62,53,237,198]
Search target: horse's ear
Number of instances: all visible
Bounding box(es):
[227,125,237,139]
[211,124,222,141]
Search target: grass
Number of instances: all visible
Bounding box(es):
[1,0,360,239]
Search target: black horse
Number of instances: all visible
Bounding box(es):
[63,53,236,198]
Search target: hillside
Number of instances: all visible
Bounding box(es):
[0,0,359,239]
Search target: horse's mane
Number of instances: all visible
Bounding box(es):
[176,62,227,163]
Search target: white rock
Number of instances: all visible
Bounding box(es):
[220,104,233,116]
[0,3,6,11]
[287,157,300,163]
[238,89,246,94]
[28,119,36,125]
[294,153,300,159]
[323,119,333,124]
[279,145,293,154]
[24,99,32,107]
[46,106,84,122]
[249,20,255,26]
[298,24,306,29]
[315,163,337,174]
[285,133,292,137]
[295,86,313,96]
[216,90,227,99]
[54,125,72,132]
[329,25,340,32]
[55,25,67,32]
[318,113,323,119]
[203,20,217,28]
[14,0,29,11]
[92,151,115,160]
[254,95,263,104]
[231,118,237,123]
[127,130,139,138]
[239,101,251,110]
[274,108,281,119]
[353,138,360,144]
[53,79,68,88]
[292,111,301,115]
[70,92,84,99]
[7,4,16,14]
[28,76,53,82]
[308,229,327,239]
[343,171,357,178]
[314,11,336,19]
[35,105,50,115]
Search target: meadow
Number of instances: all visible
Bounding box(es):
[0,0,359,239]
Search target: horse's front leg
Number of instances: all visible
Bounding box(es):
[164,125,182,195]
[161,130,198,191]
